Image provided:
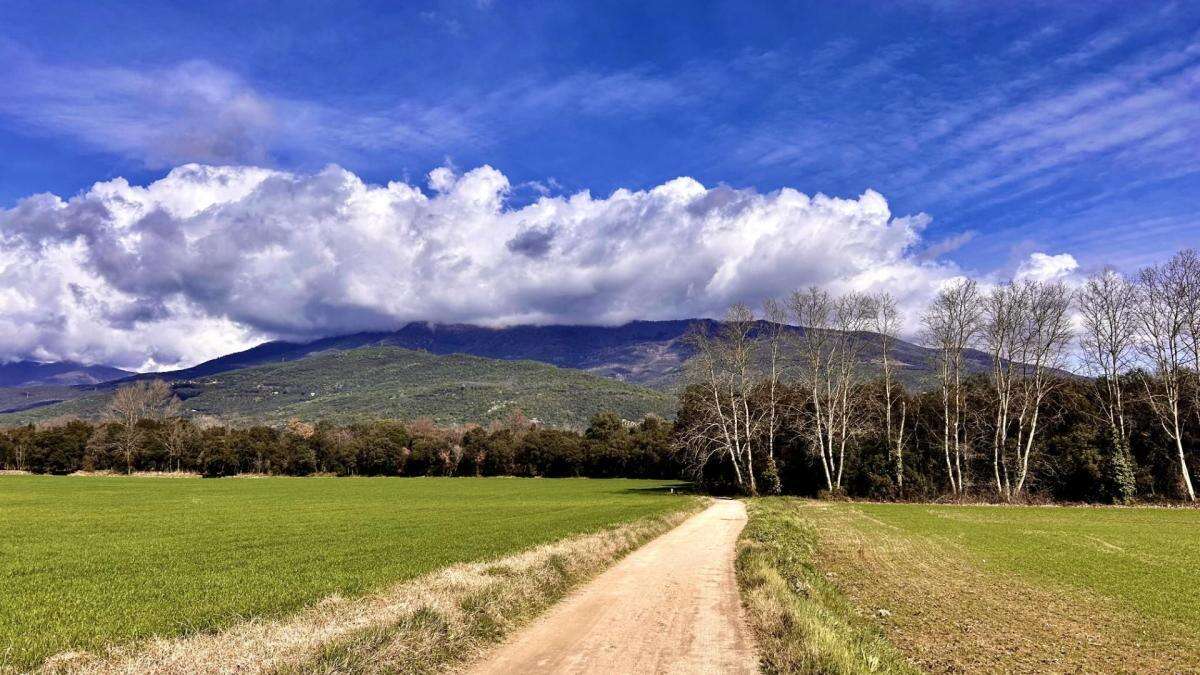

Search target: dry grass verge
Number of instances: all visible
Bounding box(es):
[39,499,704,675]
[736,498,918,674]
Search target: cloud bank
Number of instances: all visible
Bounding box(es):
[3,163,1014,371]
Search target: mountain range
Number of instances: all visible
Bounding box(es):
[0,347,675,428]
[0,319,994,427]
[0,360,131,387]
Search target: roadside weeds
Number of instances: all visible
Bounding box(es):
[735,498,918,675]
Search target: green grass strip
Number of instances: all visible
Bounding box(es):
[736,498,919,675]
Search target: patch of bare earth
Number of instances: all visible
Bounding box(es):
[800,502,1200,674]
[38,503,702,675]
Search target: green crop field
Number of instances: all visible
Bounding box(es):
[849,501,1200,629]
[743,499,1200,672]
[0,475,690,670]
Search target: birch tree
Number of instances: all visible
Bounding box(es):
[678,305,763,494]
[983,282,1026,498]
[1178,250,1200,434]
[1077,268,1138,502]
[1136,252,1197,501]
[759,298,789,494]
[790,287,835,491]
[1010,281,1073,496]
[872,292,907,494]
[790,288,872,492]
[922,279,982,495]
[830,293,874,490]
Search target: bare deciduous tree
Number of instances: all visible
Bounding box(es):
[790,288,873,493]
[1010,280,1073,495]
[922,279,982,495]
[162,417,195,473]
[790,287,834,491]
[872,292,907,494]
[106,380,180,474]
[1177,250,1200,433]
[983,282,1025,498]
[677,304,764,494]
[1136,252,1197,501]
[830,292,875,491]
[1077,268,1138,502]
[760,298,790,494]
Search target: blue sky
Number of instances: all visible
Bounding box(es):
[2,1,1196,271]
[0,1,1197,368]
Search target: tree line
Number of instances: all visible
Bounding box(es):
[0,391,678,480]
[676,249,1200,503]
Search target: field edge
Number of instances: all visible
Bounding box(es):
[735,498,918,675]
[38,496,707,675]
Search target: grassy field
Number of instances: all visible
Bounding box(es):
[744,499,1200,673]
[0,475,690,670]
[850,501,1200,629]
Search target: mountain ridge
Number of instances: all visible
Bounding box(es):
[0,346,675,428]
[106,318,990,391]
[0,360,132,387]
[0,319,1006,422]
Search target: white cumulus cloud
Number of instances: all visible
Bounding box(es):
[1015,252,1080,282]
[1,163,964,370]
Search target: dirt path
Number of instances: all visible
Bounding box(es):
[464,499,758,675]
